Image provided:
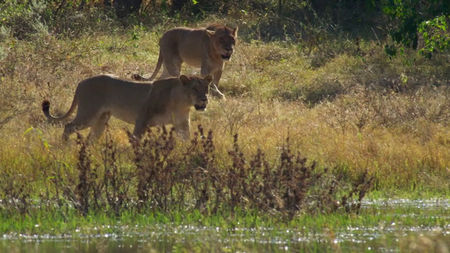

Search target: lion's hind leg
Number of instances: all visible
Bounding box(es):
[62,108,107,142]
[63,122,81,142]
[86,112,111,143]
[160,50,182,79]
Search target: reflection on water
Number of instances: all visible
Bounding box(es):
[2,199,450,252]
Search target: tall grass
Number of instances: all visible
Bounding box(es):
[1,1,450,223]
[0,124,374,219]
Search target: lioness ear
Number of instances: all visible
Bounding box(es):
[179,75,190,85]
[232,27,238,37]
[204,74,213,84]
[206,30,216,37]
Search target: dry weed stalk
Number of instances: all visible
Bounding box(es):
[1,125,374,218]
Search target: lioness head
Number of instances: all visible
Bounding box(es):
[179,74,213,111]
[206,25,238,61]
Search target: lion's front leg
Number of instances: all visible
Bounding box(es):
[132,115,153,139]
[210,69,225,99]
[201,65,225,99]
[174,120,190,140]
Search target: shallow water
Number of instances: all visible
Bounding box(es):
[2,199,450,252]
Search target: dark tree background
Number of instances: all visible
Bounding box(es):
[105,0,143,18]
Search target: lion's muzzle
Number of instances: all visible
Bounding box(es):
[194,98,208,111]
[221,54,232,60]
[221,48,233,61]
[194,104,207,111]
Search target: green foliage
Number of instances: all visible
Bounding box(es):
[418,15,450,58]
[0,0,48,40]
[382,0,450,57]
[23,127,51,149]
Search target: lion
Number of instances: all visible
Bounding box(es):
[42,74,212,142]
[132,24,238,99]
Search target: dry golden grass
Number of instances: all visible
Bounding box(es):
[1,13,450,192]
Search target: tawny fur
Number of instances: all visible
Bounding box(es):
[42,74,212,142]
[133,24,238,99]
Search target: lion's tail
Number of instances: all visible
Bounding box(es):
[148,50,163,81]
[42,95,78,122]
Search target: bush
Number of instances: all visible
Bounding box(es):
[382,0,450,57]
[0,0,49,40]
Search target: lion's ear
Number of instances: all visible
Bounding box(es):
[232,27,238,38]
[179,75,190,85]
[204,74,213,84]
[206,30,216,37]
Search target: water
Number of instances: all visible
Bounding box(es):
[2,199,450,252]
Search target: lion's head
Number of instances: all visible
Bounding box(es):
[179,74,213,111]
[206,24,238,61]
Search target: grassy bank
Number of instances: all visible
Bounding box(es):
[2,199,450,252]
[1,2,450,230]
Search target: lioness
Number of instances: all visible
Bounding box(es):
[132,24,238,99]
[42,74,212,142]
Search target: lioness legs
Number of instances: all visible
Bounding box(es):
[63,123,80,142]
[205,69,225,99]
[174,121,190,140]
[86,112,111,143]
[209,83,225,99]
[131,74,149,81]
[62,112,111,143]
[133,117,190,141]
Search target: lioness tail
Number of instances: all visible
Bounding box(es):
[148,50,163,81]
[42,97,78,122]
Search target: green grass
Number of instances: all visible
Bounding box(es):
[2,201,450,252]
[1,200,448,234]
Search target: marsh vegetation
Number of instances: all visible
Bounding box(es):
[1,0,450,251]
